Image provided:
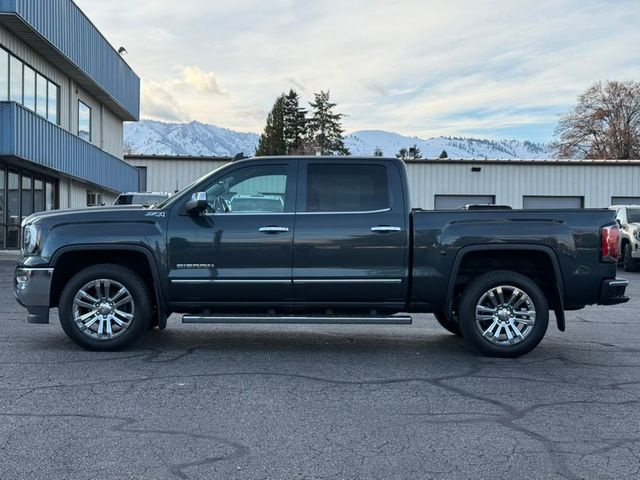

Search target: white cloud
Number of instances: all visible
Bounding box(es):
[76,0,640,141]
[169,66,227,95]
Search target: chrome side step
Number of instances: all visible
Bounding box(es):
[182,314,412,325]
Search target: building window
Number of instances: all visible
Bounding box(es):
[87,191,102,207]
[9,55,22,103]
[23,65,36,111]
[78,100,92,142]
[0,48,8,101]
[36,73,47,117]
[47,81,58,124]
[0,163,57,249]
[0,46,60,125]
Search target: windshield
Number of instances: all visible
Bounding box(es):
[152,163,231,209]
[627,209,640,223]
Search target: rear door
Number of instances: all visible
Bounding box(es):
[292,160,408,305]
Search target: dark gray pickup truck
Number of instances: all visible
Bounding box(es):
[15,156,629,356]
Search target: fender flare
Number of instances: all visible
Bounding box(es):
[444,244,566,331]
[50,244,169,330]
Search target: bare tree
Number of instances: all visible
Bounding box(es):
[553,81,640,159]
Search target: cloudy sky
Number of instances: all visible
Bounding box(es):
[76,0,640,142]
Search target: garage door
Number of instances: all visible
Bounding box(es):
[434,195,495,210]
[611,197,640,206]
[523,196,583,209]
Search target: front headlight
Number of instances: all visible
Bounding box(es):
[635,229,640,241]
[22,224,40,255]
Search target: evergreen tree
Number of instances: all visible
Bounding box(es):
[256,95,286,156]
[396,145,421,159]
[439,150,448,159]
[307,91,350,155]
[283,89,307,155]
[409,144,422,159]
[373,147,384,157]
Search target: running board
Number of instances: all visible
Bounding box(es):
[182,314,413,325]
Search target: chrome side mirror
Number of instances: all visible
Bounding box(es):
[185,192,208,215]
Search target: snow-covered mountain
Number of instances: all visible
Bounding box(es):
[345,130,551,159]
[124,120,259,157]
[124,120,551,159]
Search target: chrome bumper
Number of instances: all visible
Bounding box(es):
[599,278,630,306]
[14,267,53,324]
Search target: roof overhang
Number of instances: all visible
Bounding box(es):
[0,1,140,121]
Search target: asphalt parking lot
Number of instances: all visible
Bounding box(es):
[1,260,640,480]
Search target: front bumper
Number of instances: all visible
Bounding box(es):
[14,267,53,324]
[600,278,630,305]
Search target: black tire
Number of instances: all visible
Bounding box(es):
[623,243,639,272]
[434,311,462,336]
[458,271,549,357]
[59,264,152,351]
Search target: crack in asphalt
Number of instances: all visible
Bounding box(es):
[0,412,249,479]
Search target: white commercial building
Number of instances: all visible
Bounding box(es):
[124,155,640,210]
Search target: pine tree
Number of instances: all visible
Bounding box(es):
[439,150,448,159]
[396,145,421,160]
[373,147,384,157]
[307,91,350,155]
[256,95,286,156]
[283,89,307,155]
[409,144,422,159]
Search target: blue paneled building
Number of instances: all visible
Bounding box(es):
[0,0,140,248]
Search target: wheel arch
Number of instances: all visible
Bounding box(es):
[50,244,168,329]
[445,244,566,331]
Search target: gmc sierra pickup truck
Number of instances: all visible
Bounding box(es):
[15,157,630,357]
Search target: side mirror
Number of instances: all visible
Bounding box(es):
[185,192,208,215]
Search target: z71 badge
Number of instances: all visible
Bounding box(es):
[145,211,166,218]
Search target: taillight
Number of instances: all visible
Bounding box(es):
[601,225,620,262]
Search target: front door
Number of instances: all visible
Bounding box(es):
[167,161,296,305]
[292,160,409,306]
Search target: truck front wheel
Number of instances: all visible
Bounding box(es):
[458,271,549,357]
[59,264,152,351]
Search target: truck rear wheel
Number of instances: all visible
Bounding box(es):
[434,312,462,336]
[59,264,152,351]
[458,271,548,357]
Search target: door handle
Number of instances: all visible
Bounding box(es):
[371,226,402,233]
[259,226,290,234]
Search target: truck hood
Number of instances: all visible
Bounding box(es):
[23,205,147,226]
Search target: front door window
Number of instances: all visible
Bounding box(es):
[204,165,289,214]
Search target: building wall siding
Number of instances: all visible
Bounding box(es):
[1,22,124,159]
[101,106,123,159]
[405,162,640,209]
[126,156,640,209]
[0,102,138,193]
[0,0,140,119]
[126,158,229,193]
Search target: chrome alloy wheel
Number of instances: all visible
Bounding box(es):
[475,285,536,346]
[72,279,135,340]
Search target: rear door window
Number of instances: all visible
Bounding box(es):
[306,164,389,212]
